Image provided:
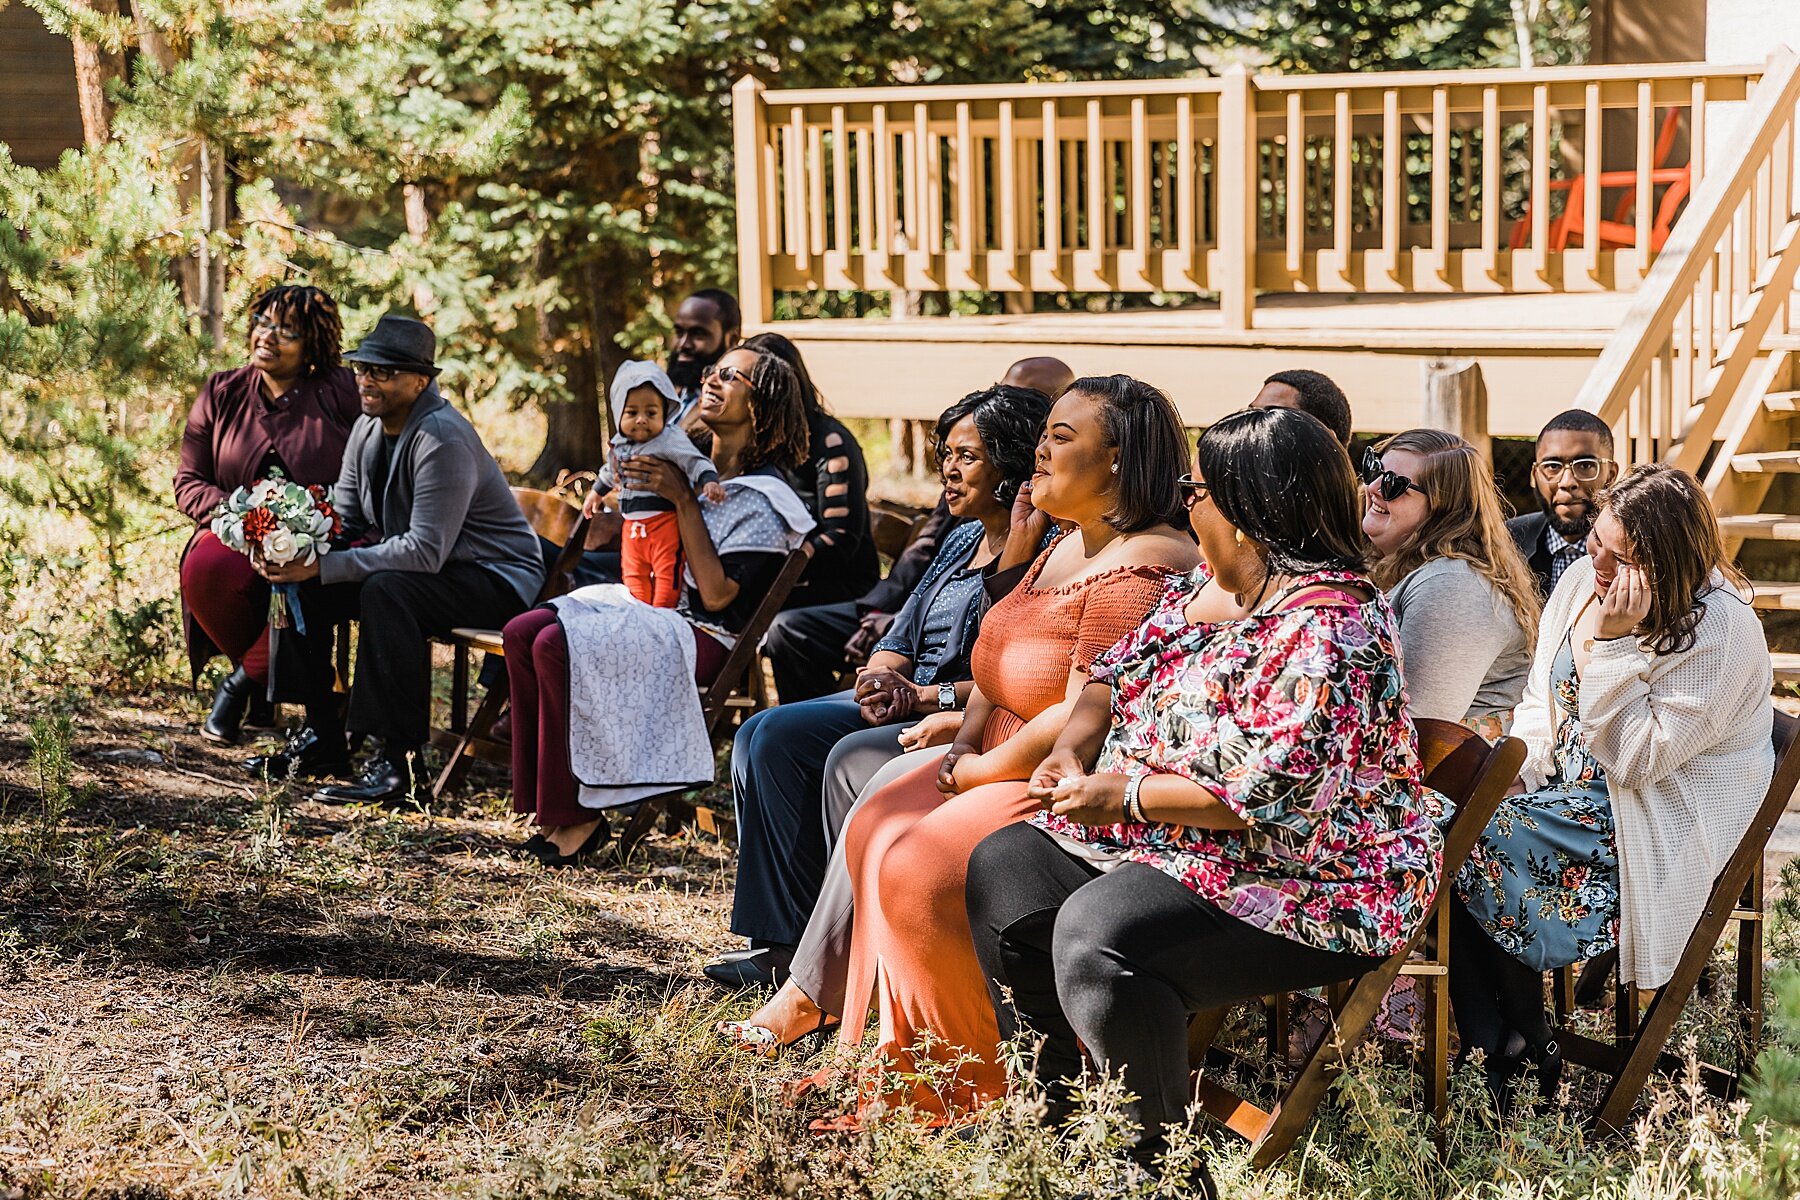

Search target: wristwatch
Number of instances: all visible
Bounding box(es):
[937,682,958,712]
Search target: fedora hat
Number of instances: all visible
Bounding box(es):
[345,315,439,377]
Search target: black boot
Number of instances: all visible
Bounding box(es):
[243,691,280,731]
[201,668,259,745]
[245,726,352,782]
[312,750,421,806]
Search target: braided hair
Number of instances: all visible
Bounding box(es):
[248,285,344,379]
[740,353,812,474]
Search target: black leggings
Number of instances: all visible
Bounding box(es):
[1446,899,1558,1058]
[965,823,1381,1153]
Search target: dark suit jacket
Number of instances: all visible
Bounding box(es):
[1507,511,1555,598]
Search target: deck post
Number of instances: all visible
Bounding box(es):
[1217,65,1258,330]
[733,75,773,327]
[1422,358,1491,460]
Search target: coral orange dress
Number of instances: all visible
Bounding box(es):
[830,536,1181,1122]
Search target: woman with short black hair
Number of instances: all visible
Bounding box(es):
[711,384,1053,996]
[966,407,1440,1193]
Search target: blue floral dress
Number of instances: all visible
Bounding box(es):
[1454,632,1619,972]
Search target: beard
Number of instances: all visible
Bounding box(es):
[1539,491,1597,541]
[666,348,721,392]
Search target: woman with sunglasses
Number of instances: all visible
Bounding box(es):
[1450,464,1772,1110]
[964,407,1439,1195]
[1360,431,1539,735]
[502,347,814,865]
[174,285,360,744]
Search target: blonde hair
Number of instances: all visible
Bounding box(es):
[1370,429,1541,647]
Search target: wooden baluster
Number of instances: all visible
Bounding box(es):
[787,110,809,274]
[950,100,977,288]
[996,99,1019,291]
[1636,82,1655,273]
[1041,98,1063,287]
[829,106,851,287]
[855,127,873,257]
[1079,97,1107,289]
[1376,88,1401,284]
[1478,85,1500,282]
[1176,94,1196,286]
[1324,87,1352,287]
[1526,82,1551,284]
[1126,95,1151,287]
[1692,79,1708,184]
[872,106,894,286]
[1572,81,1601,282]
[1426,85,1450,287]
[1286,91,1304,277]
[807,124,826,264]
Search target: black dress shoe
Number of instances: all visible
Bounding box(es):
[311,753,419,806]
[245,727,351,782]
[202,668,260,745]
[702,945,793,991]
[243,693,279,730]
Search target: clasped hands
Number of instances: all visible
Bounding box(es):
[855,665,928,723]
[1025,746,1124,825]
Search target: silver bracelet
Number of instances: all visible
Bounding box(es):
[1124,770,1149,824]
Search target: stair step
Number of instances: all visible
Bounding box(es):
[1719,514,1800,540]
[1730,450,1800,473]
[1764,390,1800,413]
[1752,582,1800,609]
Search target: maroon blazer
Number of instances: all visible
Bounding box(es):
[175,364,361,521]
[176,364,360,677]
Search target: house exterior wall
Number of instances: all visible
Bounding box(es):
[0,6,84,167]
[1592,0,1708,65]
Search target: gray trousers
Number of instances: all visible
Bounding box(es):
[788,742,947,1014]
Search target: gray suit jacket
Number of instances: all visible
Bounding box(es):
[319,386,545,604]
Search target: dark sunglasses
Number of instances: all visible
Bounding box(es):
[701,363,748,385]
[1175,475,1211,509]
[1360,447,1427,503]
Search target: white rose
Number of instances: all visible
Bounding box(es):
[211,514,246,554]
[262,526,299,566]
[249,480,278,507]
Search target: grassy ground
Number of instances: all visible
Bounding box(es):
[0,684,1791,1199]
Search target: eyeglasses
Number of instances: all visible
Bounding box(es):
[701,363,747,385]
[1534,456,1613,483]
[1360,447,1427,503]
[1175,475,1211,509]
[349,362,400,383]
[251,314,303,344]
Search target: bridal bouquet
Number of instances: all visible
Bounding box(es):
[210,469,342,632]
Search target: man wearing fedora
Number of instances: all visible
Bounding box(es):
[252,314,544,802]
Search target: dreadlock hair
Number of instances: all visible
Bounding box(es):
[248,285,344,379]
[740,352,812,474]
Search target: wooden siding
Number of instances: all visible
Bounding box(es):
[0,7,83,168]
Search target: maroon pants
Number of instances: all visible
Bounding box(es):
[503,606,731,827]
[181,530,272,683]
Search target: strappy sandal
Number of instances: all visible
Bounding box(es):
[716,1013,837,1058]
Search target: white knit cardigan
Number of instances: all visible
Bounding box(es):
[1511,556,1773,989]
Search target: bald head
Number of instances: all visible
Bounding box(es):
[1001,356,1076,400]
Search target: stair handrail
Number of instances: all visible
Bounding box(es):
[1576,46,1800,464]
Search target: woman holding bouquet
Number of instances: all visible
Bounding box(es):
[174,285,359,743]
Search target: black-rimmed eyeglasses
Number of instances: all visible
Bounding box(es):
[1176,475,1211,508]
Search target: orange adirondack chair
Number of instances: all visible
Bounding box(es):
[1510,107,1690,252]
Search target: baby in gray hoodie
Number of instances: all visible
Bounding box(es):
[590,361,722,606]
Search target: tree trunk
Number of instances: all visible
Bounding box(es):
[68,0,124,146]
[528,261,613,482]
[130,12,205,321]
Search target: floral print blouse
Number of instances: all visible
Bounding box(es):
[1033,565,1444,958]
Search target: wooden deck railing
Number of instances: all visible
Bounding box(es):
[1576,48,1800,469]
[731,62,1766,328]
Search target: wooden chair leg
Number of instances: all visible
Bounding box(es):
[450,644,470,735]
[615,798,664,860]
[1188,1006,1230,1070]
[1268,993,1292,1071]
[1553,964,1575,1025]
[1737,863,1766,1062]
[433,684,506,800]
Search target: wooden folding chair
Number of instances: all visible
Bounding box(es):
[613,545,813,859]
[427,487,590,798]
[869,498,933,563]
[1554,709,1800,1136]
[1188,719,1526,1168]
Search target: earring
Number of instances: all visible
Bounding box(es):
[1235,529,1245,545]
[1110,462,1119,474]
[993,484,1009,503]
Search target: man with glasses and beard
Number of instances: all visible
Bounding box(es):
[667,288,742,421]
[1507,409,1619,598]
